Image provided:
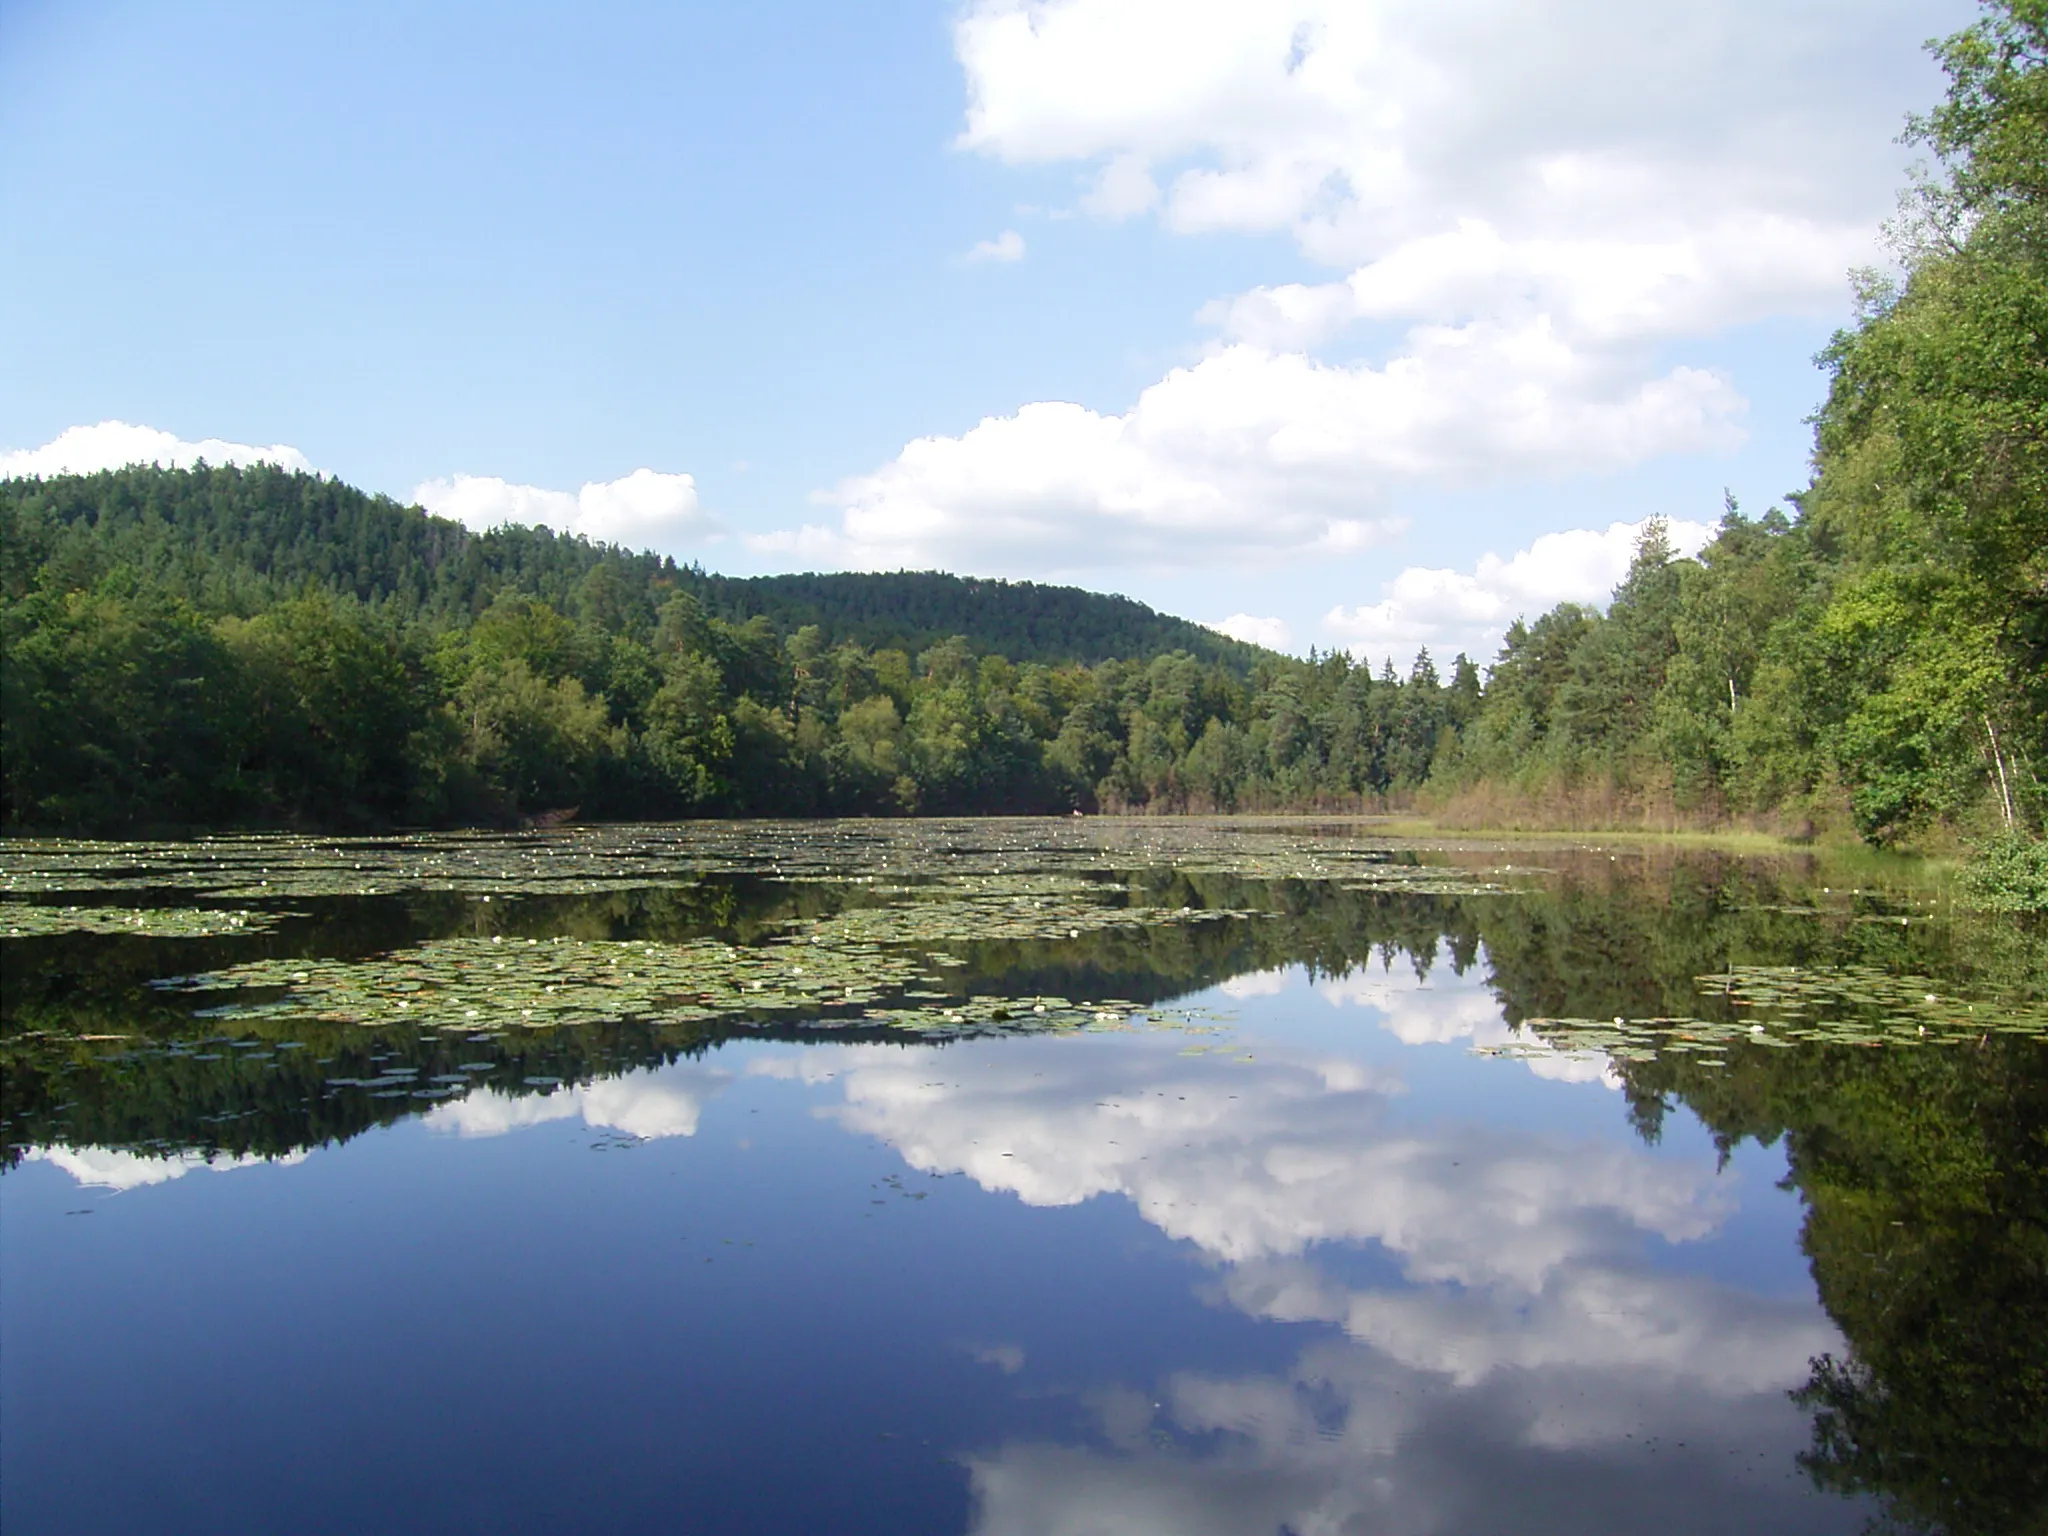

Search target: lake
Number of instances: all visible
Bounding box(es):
[3,819,2043,1535]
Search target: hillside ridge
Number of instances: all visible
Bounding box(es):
[0,464,1268,670]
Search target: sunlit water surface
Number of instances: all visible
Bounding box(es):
[3,823,2041,1534]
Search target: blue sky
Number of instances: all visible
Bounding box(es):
[0,0,1973,660]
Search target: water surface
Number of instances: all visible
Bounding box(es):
[3,821,2042,1534]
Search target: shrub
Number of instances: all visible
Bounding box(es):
[1957,832,2048,914]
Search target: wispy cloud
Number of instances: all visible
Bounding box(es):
[965,228,1027,263]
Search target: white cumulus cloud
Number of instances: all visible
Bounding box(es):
[1080,153,1162,219]
[762,0,1946,582]
[1207,614,1291,650]
[755,338,1734,576]
[1323,514,1717,667]
[1,420,315,479]
[412,467,717,553]
[1201,215,1869,353]
[966,228,1029,262]
[956,0,1930,273]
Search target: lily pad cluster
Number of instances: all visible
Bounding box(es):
[0,832,711,899]
[797,872,1249,948]
[146,861,1262,1037]
[1337,869,1521,897]
[1489,962,2048,1064]
[1476,1020,1757,1066]
[155,934,927,1031]
[1696,964,2048,1042]
[1,904,294,939]
[878,1001,1241,1038]
[0,818,1532,901]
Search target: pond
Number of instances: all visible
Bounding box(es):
[2,819,2043,1535]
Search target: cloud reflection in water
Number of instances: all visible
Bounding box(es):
[425,1061,732,1141]
[21,1144,307,1191]
[809,962,1847,1534]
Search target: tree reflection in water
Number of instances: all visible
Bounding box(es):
[4,838,2042,1532]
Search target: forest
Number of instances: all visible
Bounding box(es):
[1,1,2042,864]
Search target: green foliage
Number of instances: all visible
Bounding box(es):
[1804,0,2047,841]
[683,568,1267,671]
[1436,1,2045,848]
[0,582,246,829]
[219,591,439,827]
[0,466,1472,830]
[1959,830,2048,911]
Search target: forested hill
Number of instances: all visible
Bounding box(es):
[689,570,1259,672]
[0,465,1262,671]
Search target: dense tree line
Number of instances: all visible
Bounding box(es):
[0,554,1476,828]
[1,2,2040,850]
[1439,0,2046,847]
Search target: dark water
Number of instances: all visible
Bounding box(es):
[2,822,2043,1535]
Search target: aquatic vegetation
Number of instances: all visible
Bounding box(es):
[0,818,1533,901]
[1491,962,2048,1064]
[795,871,1250,947]
[6,821,2040,1170]
[1699,964,2048,1040]
[0,830,714,899]
[145,868,1259,1038]
[1,904,295,939]
[154,934,928,1031]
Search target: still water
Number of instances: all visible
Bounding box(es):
[3,821,2042,1534]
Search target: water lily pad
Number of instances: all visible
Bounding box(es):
[1,904,295,938]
